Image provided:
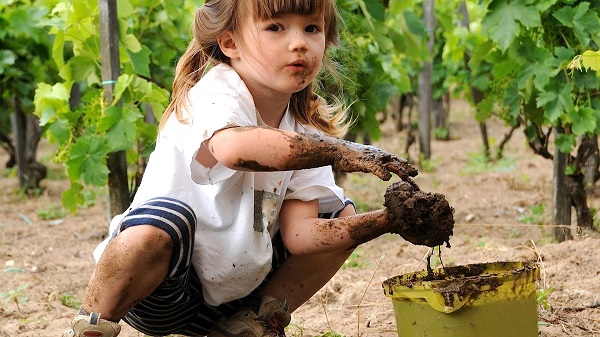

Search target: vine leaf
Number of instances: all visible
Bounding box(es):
[518,46,554,91]
[127,45,151,77]
[581,50,600,72]
[482,0,541,52]
[555,133,576,154]
[536,83,574,123]
[66,135,110,186]
[0,50,16,73]
[100,106,140,152]
[570,107,596,136]
[62,182,84,214]
[552,3,600,47]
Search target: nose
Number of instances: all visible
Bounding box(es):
[289,31,308,52]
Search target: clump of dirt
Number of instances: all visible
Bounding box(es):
[384,180,455,247]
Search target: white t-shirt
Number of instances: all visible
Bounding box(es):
[94,64,345,306]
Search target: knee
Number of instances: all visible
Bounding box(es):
[111,225,173,262]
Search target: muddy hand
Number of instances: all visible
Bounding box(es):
[384,181,455,247]
[333,141,418,181]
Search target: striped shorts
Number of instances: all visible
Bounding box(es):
[112,197,354,336]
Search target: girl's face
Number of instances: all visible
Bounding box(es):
[231,12,326,97]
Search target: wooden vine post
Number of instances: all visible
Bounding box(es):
[459,1,490,159]
[553,127,573,242]
[99,0,130,216]
[418,0,434,160]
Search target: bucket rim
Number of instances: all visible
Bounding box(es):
[382,260,540,313]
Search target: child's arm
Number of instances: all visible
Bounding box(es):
[279,181,454,254]
[279,198,395,255]
[200,126,417,181]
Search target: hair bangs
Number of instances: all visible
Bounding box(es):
[254,0,329,19]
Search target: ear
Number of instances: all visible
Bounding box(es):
[218,31,239,59]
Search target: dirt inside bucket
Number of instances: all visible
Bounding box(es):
[384,180,455,248]
[382,261,539,309]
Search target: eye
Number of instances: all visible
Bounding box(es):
[305,25,322,34]
[267,23,283,32]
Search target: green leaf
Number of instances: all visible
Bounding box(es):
[555,133,576,153]
[8,7,36,38]
[475,97,494,122]
[69,56,97,83]
[47,118,70,144]
[482,1,541,52]
[536,83,574,123]
[127,45,151,77]
[112,74,135,106]
[67,135,110,186]
[535,0,558,12]
[581,50,600,72]
[552,3,600,47]
[565,164,576,175]
[359,0,385,22]
[569,107,596,136]
[51,30,65,69]
[573,69,599,90]
[101,106,140,151]
[522,97,545,125]
[0,50,17,74]
[503,81,521,118]
[39,107,56,126]
[403,10,426,39]
[97,106,122,133]
[34,83,70,119]
[106,119,137,151]
[62,182,84,213]
[116,0,135,18]
[121,34,142,53]
[517,47,554,91]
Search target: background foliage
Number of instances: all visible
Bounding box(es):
[1,0,598,229]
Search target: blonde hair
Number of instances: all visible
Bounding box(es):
[159,0,349,137]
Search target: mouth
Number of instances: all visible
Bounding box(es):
[287,59,308,69]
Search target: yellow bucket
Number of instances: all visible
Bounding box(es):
[382,261,540,337]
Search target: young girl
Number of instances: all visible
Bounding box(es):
[63,1,419,336]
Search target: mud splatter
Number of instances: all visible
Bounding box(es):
[236,159,278,171]
[229,127,418,181]
[297,55,317,86]
[384,180,454,247]
[286,132,418,181]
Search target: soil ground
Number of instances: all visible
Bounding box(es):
[1,100,599,336]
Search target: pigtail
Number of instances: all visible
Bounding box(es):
[159,40,207,130]
[159,4,232,131]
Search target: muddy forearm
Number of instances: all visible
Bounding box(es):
[221,127,417,180]
[210,127,337,172]
[344,209,396,245]
[230,128,346,171]
[293,209,395,255]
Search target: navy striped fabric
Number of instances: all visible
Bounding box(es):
[117,197,354,336]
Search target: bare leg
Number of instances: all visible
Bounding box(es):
[82,225,172,321]
[257,205,356,312]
